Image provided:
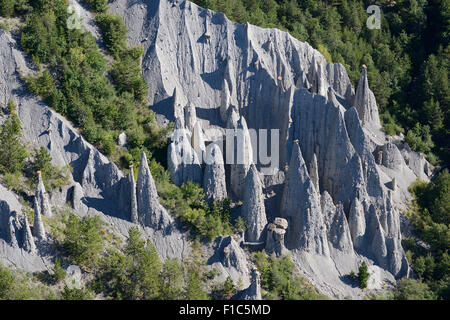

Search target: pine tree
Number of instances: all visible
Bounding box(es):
[358,262,370,289]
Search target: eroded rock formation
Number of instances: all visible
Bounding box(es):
[137,152,173,230]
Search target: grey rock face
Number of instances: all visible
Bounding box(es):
[35,171,53,217]
[348,198,366,250]
[324,201,354,253]
[281,141,329,255]
[22,216,36,254]
[219,236,247,270]
[208,235,251,289]
[229,116,253,197]
[237,268,262,300]
[220,79,231,122]
[0,30,190,269]
[171,87,185,128]
[137,152,173,230]
[379,143,406,171]
[167,119,202,186]
[0,0,431,298]
[7,215,20,249]
[33,197,46,241]
[265,218,288,257]
[191,121,205,161]
[184,104,197,134]
[309,153,319,193]
[129,165,139,223]
[396,141,431,181]
[241,164,267,242]
[70,183,84,211]
[203,143,227,203]
[354,67,381,130]
[0,185,22,249]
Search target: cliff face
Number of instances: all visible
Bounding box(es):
[0,0,433,300]
[109,0,431,298]
[0,30,190,263]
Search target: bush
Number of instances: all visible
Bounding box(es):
[159,258,184,300]
[93,227,162,300]
[393,278,435,300]
[62,215,105,269]
[95,13,127,55]
[406,171,450,299]
[82,0,107,13]
[0,100,28,174]
[61,285,94,300]
[110,47,148,102]
[357,262,370,289]
[405,123,435,157]
[53,258,66,283]
[253,252,327,300]
[30,147,71,191]
[0,20,9,32]
[0,263,56,299]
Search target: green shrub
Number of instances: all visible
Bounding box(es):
[3,172,22,191]
[393,278,435,300]
[0,100,28,174]
[82,0,107,13]
[0,19,9,31]
[30,147,71,191]
[159,258,184,300]
[95,13,127,55]
[253,252,327,300]
[0,263,56,299]
[61,285,94,300]
[53,258,67,283]
[62,215,105,269]
[405,123,435,157]
[380,111,404,136]
[357,262,370,289]
[93,227,162,300]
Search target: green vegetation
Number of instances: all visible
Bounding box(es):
[0,19,9,31]
[82,0,107,13]
[93,227,163,299]
[193,0,449,164]
[31,147,71,191]
[0,101,70,194]
[61,285,94,300]
[358,262,370,289]
[402,170,450,299]
[156,179,236,241]
[62,214,105,270]
[1,0,448,301]
[0,0,236,249]
[392,278,436,300]
[5,0,168,164]
[253,252,327,299]
[0,99,28,174]
[0,263,57,299]
[210,276,236,300]
[93,228,209,300]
